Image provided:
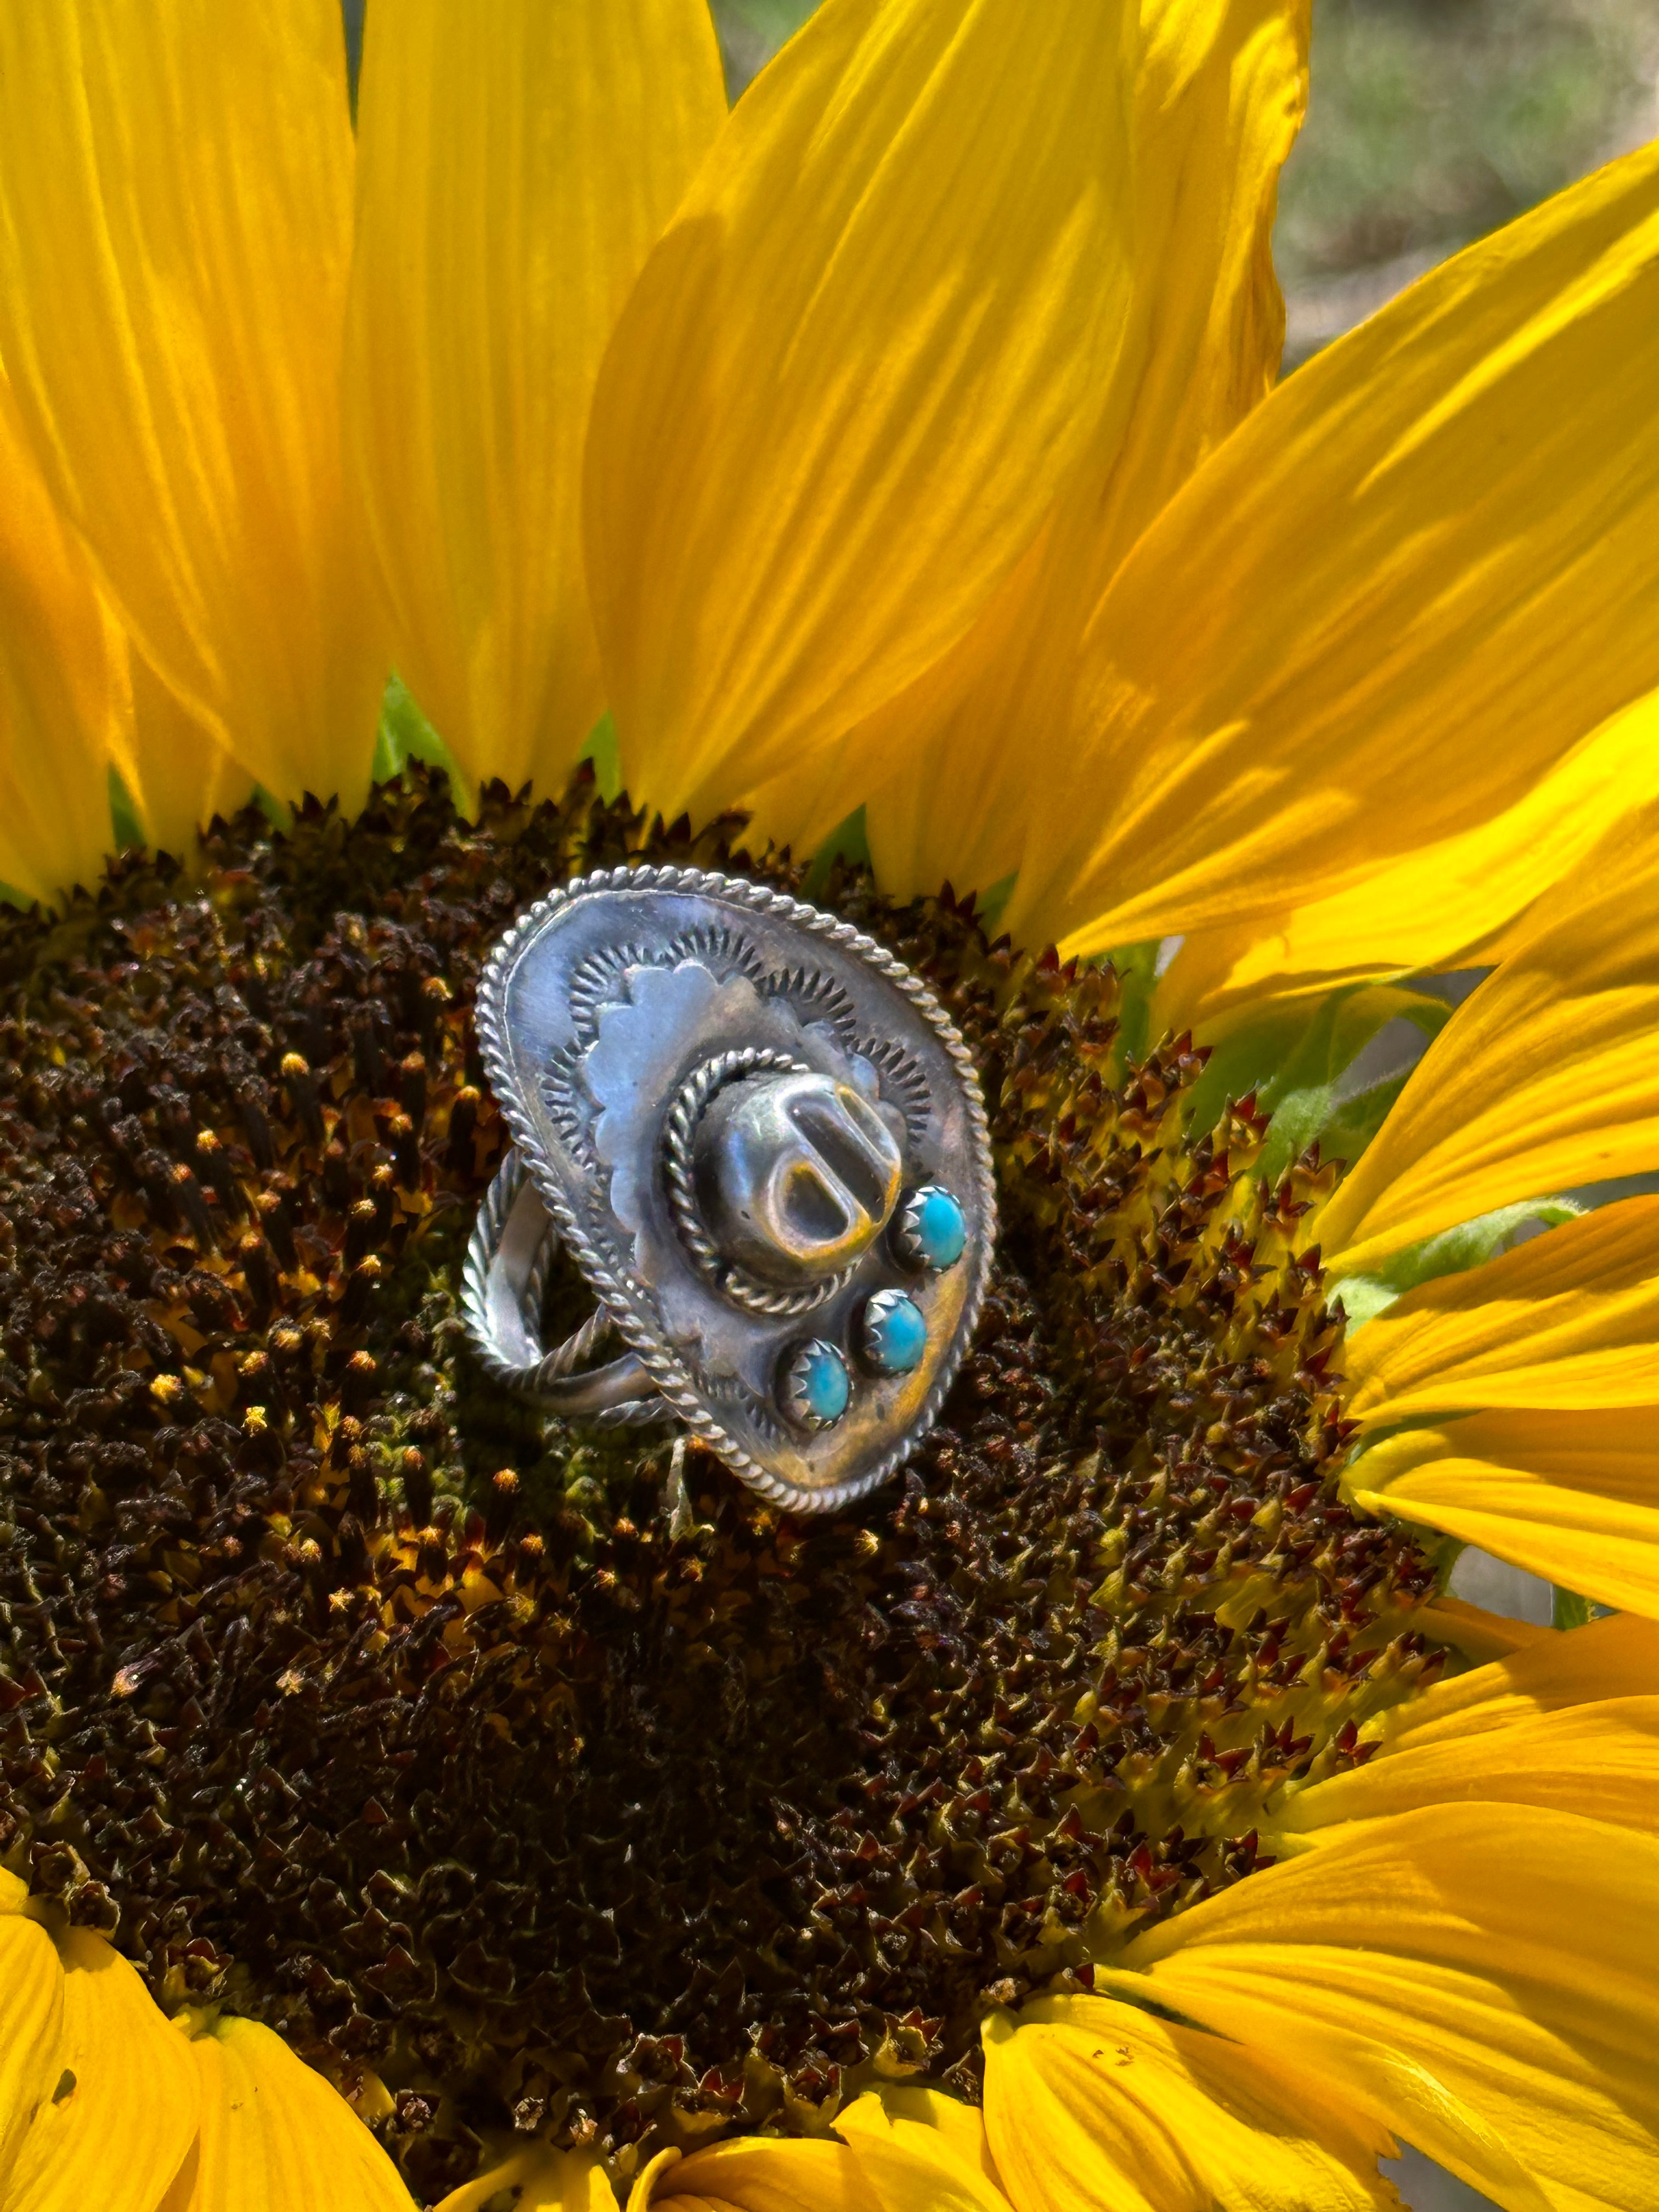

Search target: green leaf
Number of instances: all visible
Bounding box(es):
[1107,939,1164,1071]
[713,0,821,97]
[1257,987,1451,1182]
[108,764,145,854]
[1316,1070,1409,1171]
[1336,1198,1582,1331]
[802,805,871,902]
[714,0,819,47]
[1180,982,1451,1181]
[1552,1585,1606,1632]
[342,0,364,120]
[374,674,466,810]
[1181,1001,1321,1136]
[579,711,623,805]
[977,871,1016,937]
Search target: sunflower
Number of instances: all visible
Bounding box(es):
[0,1,1657,2209]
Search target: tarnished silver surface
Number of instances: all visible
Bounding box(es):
[465,865,996,1514]
[693,1068,902,1287]
[460,1149,669,1425]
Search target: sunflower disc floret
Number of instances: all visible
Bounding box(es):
[0,767,1442,2198]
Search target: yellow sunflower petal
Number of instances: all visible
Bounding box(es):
[0,0,383,811]
[838,2087,1013,2211]
[630,2137,882,2212]
[155,2016,411,2212]
[0,357,241,884]
[347,0,724,804]
[1351,1407,1659,1621]
[1278,1697,1659,1839]
[1275,1603,1659,1829]
[1342,1198,1659,1427]
[1314,809,1659,1273]
[126,652,253,864]
[1375,1607,1659,1747]
[763,0,1312,896]
[1116,1803,1659,2211]
[585,0,1138,830]
[3,1927,198,2212]
[1012,138,1659,961]
[1163,686,1659,1027]
[0,375,133,905]
[0,1918,63,2194]
[1076,0,1310,592]
[431,2143,611,2212]
[980,1996,1393,2212]
[1416,1595,1555,1666]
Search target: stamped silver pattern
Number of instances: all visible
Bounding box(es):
[464,866,997,1514]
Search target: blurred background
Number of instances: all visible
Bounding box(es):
[715,0,1659,368]
[1273,0,1658,361]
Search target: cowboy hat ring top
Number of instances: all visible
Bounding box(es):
[462,866,996,1515]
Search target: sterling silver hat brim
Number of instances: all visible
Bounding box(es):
[471,866,996,1514]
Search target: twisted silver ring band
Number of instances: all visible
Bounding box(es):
[460,1148,668,1424]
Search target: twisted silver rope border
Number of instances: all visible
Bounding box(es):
[460,1146,546,1389]
[474,864,998,1516]
[661,1045,857,1320]
[460,1147,669,1426]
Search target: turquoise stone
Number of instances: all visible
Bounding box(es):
[895,1184,967,1273]
[861,1289,928,1375]
[781,1338,851,1429]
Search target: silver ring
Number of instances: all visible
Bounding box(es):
[462,866,996,1515]
[460,1148,669,1426]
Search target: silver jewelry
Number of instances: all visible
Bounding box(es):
[461,866,996,1514]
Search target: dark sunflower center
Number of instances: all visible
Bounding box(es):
[0,769,1441,2200]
